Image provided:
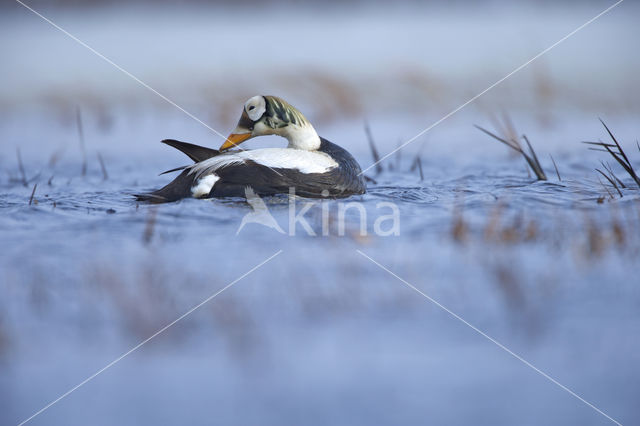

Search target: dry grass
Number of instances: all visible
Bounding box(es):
[97,152,109,180]
[475,117,547,181]
[450,200,469,243]
[16,148,28,186]
[409,154,424,181]
[549,154,561,181]
[364,122,383,175]
[28,183,37,206]
[142,208,158,245]
[87,263,184,341]
[584,119,640,197]
[76,107,87,177]
[450,200,639,259]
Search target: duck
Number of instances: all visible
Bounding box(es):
[136,95,366,203]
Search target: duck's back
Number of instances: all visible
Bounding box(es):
[136,138,366,202]
[315,137,366,196]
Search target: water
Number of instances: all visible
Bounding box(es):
[2,113,639,425]
[2,2,640,425]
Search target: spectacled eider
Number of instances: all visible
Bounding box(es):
[136,95,366,203]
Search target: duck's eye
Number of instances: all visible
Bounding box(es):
[245,98,265,121]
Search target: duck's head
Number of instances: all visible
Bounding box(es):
[220,95,321,152]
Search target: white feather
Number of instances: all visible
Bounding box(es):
[190,148,338,178]
[245,96,266,121]
[191,174,220,198]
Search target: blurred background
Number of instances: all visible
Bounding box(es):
[2,0,639,156]
[1,1,639,425]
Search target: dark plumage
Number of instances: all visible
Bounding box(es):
[135,138,366,203]
[161,139,219,162]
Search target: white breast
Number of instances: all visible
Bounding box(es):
[189,148,339,178]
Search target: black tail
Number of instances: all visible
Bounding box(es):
[135,140,221,203]
[135,169,196,203]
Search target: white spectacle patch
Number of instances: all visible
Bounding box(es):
[191,174,220,198]
[190,148,339,178]
[245,95,266,121]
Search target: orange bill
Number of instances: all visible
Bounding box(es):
[220,133,252,151]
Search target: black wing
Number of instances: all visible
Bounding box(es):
[209,162,359,198]
[161,139,220,162]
